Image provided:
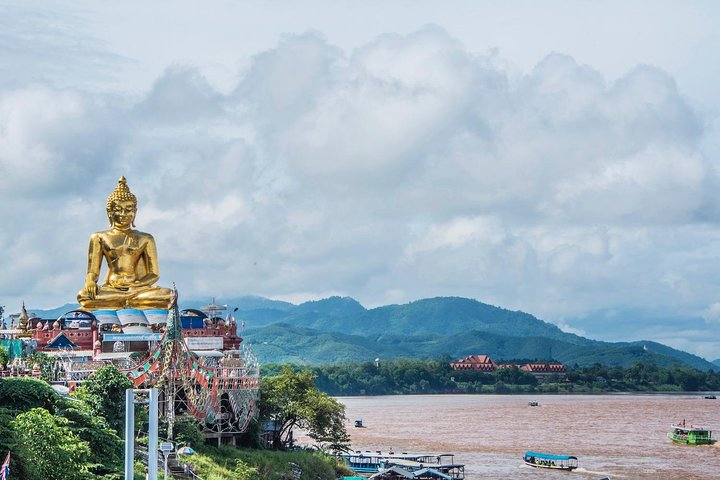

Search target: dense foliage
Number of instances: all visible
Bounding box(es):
[259,366,350,451]
[566,361,720,391]
[159,414,205,449]
[0,346,8,368]
[0,375,125,480]
[58,399,124,477]
[12,408,92,480]
[74,365,133,433]
[0,376,59,411]
[263,358,720,395]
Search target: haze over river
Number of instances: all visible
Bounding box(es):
[337,394,720,479]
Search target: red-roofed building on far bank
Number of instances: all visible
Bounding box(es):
[450,354,497,372]
[450,356,567,383]
[521,362,567,383]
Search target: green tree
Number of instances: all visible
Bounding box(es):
[0,408,31,479]
[26,352,55,381]
[0,377,58,412]
[259,367,350,451]
[58,398,124,476]
[305,390,351,452]
[12,408,91,480]
[164,414,204,449]
[73,364,132,433]
[0,346,8,369]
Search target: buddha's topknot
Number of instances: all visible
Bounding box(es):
[106,176,137,224]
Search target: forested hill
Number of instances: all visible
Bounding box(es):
[26,295,716,370]
[239,324,715,371]
[190,295,592,345]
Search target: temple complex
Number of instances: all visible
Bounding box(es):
[0,177,259,443]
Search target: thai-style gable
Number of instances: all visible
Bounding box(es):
[521,362,566,374]
[450,354,497,372]
[44,332,80,350]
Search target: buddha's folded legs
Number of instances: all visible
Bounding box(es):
[77,286,173,310]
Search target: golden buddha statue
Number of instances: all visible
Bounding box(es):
[77,177,173,310]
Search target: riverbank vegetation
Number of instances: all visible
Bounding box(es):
[0,373,125,479]
[262,358,720,395]
[0,364,351,480]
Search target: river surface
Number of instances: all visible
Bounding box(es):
[333,394,720,479]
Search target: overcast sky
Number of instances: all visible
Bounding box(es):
[2,0,720,359]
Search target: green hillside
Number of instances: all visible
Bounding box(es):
[242,324,716,370]
[24,295,715,370]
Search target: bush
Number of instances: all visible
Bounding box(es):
[0,377,58,412]
[171,414,205,449]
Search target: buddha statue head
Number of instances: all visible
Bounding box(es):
[106,176,137,229]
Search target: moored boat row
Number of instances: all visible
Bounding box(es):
[341,451,465,479]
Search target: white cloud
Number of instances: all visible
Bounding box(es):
[702,303,720,324]
[1,6,720,357]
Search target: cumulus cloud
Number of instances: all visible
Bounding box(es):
[1,24,719,357]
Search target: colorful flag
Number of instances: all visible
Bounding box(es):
[1,451,10,480]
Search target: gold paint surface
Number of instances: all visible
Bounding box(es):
[77,177,172,310]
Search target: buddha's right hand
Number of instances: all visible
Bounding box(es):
[83,280,98,299]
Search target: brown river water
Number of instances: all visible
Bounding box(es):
[330,394,720,479]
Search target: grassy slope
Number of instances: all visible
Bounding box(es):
[189,446,352,480]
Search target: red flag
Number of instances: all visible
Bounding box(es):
[1,451,10,480]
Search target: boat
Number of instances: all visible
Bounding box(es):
[704,395,716,399]
[668,422,716,445]
[523,451,578,470]
[341,451,464,479]
[528,401,539,406]
[354,418,365,428]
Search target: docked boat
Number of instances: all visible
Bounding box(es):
[523,451,578,470]
[668,422,716,445]
[341,452,464,479]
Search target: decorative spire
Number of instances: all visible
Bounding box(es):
[166,284,182,340]
[19,301,29,329]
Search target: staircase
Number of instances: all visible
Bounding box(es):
[166,453,194,479]
[136,441,202,479]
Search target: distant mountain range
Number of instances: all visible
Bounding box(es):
[28,295,717,371]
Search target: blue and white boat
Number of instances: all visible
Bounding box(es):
[523,451,578,471]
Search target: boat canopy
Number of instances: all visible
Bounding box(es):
[524,452,576,461]
[414,468,453,479]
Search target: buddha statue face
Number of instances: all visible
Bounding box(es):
[105,176,137,229]
[108,199,136,230]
